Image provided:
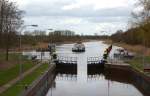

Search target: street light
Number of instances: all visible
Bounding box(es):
[47,28,57,65]
[19,24,38,81]
[38,28,55,62]
[48,28,54,43]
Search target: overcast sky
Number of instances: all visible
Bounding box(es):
[13,0,137,35]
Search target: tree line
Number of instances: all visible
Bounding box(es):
[111,0,150,47]
[21,30,104,45]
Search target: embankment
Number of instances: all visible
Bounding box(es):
[22,64,56,96]
[105,64,150,96]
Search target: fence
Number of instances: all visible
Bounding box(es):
[56,56,78,64]
[87,57,102,64]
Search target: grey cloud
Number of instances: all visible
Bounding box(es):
[23,16,128,35]
[22,0,132,18]
[20,0,133,35]
[87,16,130,23]
[20,0,133,24]
[61,7,132,17]
[24,5,132,23]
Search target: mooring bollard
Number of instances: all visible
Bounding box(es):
[24,84,28,90]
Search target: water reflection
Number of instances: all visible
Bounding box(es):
[56,64,77,81]
[56,74,77,81]
[45,41,147,96]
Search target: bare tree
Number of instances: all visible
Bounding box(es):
[131,0,150,26]
[0,0,5,48]
[0,0,24,60]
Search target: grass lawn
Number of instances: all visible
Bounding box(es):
[0,52,20,61]
[0,63,49,96]
[0,53,35,86]
[125,56,150,72]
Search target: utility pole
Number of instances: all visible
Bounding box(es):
[19,25,38,81]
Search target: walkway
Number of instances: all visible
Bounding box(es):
[0,62,43,94]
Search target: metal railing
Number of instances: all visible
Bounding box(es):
[107,56,128,65]
[87,57,102,64]
[57,56,78,64]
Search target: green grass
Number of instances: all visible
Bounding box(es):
[0,52,21,61]
[125,56,150,72]
[0,63,49,96]
[0,53,35,86]
[0,61,35,86]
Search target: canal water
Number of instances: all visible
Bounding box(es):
[45,41,146,96]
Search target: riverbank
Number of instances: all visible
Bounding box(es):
[22,63,55,96]
[0,39,92,52]
[0,63,50,96]
[0,53,36,85]
[103,40,150,56]
[105,64,150,96]
[0,50,55,95]
[103,40,150,76]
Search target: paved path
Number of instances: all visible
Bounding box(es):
[0,62,43,94]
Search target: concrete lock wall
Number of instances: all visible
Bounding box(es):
[105,64,150,96]
[22,64,56,96]
[21,63,150,96]
[130,68,150,96]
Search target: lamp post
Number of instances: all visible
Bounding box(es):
[48,28,54,43]
[47,28,57,65]
[19,24,38,81]
[40,28,54,62]
[47,28,54,59]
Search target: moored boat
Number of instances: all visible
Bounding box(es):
[72,42,85,52]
